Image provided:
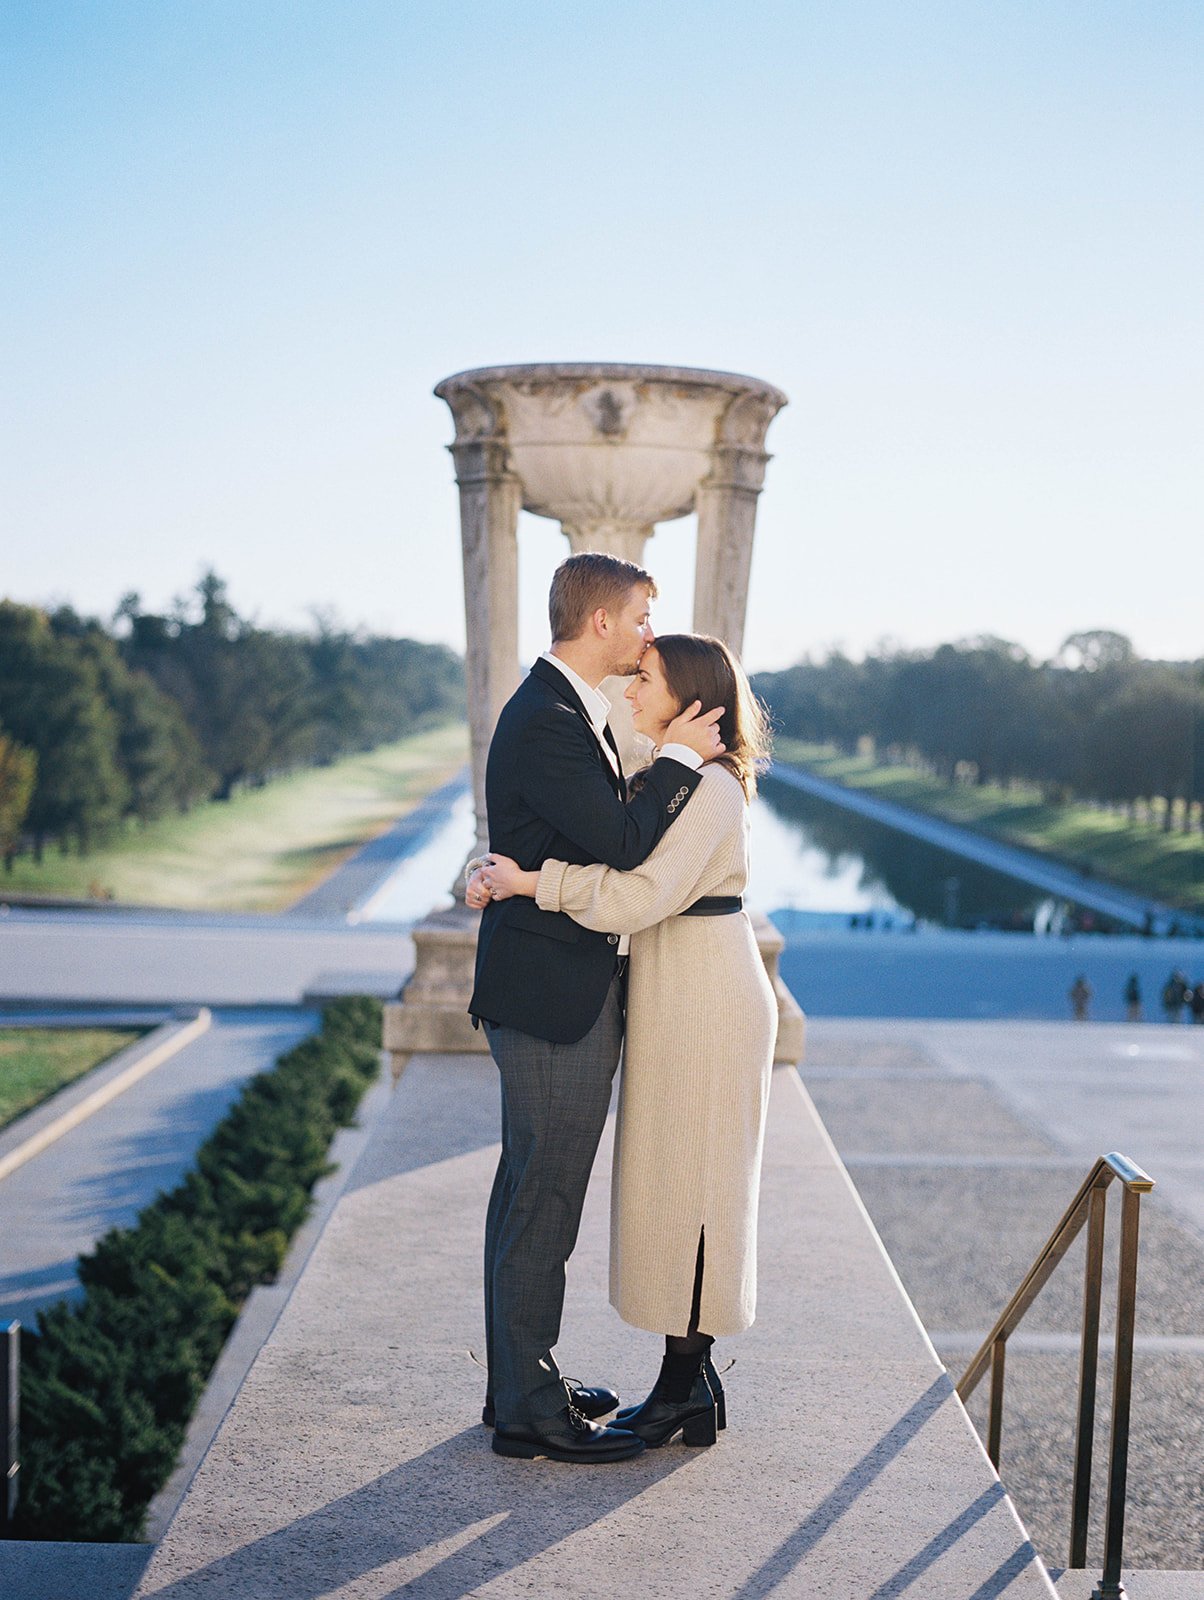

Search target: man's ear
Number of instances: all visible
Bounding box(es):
[591,606,610,638]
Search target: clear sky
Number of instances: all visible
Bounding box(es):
[2,1,1201,671]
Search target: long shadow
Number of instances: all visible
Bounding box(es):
[0,1258,81,1326]
[730,1376,994,1599]
[864,1484,1032,1599]
[139,1425,693,1600]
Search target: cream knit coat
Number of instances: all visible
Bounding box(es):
[536,763,776,1337]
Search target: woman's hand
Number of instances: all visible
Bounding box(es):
[466,867,492,910]
[480,853,539,901]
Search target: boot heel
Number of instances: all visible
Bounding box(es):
[681,1406,718,1447]
[715,1392,727,1431]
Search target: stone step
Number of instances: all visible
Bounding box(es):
[1053,1573,1204,1599]
[130,1055,1056,1598]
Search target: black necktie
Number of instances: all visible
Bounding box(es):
[601,724,626,793]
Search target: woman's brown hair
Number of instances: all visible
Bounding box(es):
[650,634,772,798]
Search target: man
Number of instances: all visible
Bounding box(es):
[468,552,723,1463]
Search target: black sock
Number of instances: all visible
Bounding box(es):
[657,1334,713,1402]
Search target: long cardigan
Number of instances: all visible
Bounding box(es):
[536,763,776,1337]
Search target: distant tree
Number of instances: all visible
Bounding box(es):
[51,607,211,819]
[1084,672,1202,828]
[1055,630,1136,673]
[0,726,37,862]
[0,602,128,854]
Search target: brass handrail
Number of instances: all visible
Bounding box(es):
[956,1153,1154,1600]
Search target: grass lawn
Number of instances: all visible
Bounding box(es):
[774,738,1204,915]
[0,1029,145,1130]
[1,722,469,913]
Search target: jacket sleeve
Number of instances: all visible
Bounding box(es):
[516,705,701,870]
[535,771,743,934]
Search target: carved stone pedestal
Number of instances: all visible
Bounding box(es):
[382,905,486,1078]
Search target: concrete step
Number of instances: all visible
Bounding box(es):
[132,1057,1056,1599]
[1053,1573,1204,1599]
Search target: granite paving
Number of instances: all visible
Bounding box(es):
[803,1018,1204,1575]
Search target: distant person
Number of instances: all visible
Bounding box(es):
[1124,972,1143,1022]
[1069,974,1092,1021]
[1161,970,1189,1023]
[1190,983,1204,1025]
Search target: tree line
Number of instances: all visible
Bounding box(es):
[0,573,464,863]
[752,630,1204,830]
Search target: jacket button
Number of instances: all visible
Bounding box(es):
[607,933,619,945]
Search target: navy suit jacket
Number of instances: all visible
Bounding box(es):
[469,656,701,1043]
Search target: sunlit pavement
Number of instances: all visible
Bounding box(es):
[0,906,413,1007]
[803,1018,1204,1571]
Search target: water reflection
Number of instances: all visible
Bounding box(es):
[356,789,475,923]
[360,769,1063,932]
[757,775,1055,931]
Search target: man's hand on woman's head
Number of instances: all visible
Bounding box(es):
[664,700,726,759]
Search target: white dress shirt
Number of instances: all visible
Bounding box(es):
[539,652,702,956]
[538,653,703,775]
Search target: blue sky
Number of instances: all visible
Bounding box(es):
[2,1,1201,669]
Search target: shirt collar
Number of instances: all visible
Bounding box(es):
[539,651,612,732]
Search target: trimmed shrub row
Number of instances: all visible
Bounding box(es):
[11,995,383,1541]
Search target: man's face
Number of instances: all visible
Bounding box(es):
[604,585,655,678]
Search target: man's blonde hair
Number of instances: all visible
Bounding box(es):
[548,552,657,643]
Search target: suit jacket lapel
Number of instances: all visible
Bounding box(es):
[529,657,625,799]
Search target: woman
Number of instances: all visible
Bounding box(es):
[473,634,776,1449]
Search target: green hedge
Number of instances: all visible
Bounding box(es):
[11,995,383,1541]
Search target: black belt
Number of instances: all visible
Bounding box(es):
[679,895,744,917]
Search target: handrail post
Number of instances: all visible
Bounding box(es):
[1070,1180,1108,1567]
[1092,1184,1144,1600]
[1,1320,17,1531]
[987,1336,1006,1469]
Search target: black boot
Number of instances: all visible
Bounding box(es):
[617,1347,727,1432]
[615,1370,717,1448]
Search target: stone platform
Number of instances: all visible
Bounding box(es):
[131,1053,1055,1599]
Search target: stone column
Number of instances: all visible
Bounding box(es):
[693,390,780,655]
[436,381,522,858]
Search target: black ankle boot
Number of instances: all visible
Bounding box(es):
[617,1349,727,1432]
[616,1370,717,1447]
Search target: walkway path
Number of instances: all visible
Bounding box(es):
[768,765,1189,933]
[0,1007,318,1328]
[131,1054,1055,1600]
[0,907,413,1007]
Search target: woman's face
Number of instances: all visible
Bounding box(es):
[625,646,680,742]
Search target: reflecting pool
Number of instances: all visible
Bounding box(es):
[360,771,1059,932]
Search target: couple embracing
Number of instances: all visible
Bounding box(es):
[466,551,776,1463]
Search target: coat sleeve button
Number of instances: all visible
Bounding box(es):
[607,933,619,945]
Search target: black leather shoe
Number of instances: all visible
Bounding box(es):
[482,1379,618,1429]
[492,1407,645,1463]
[617,1355,726,1432]
[613,1372,718,1448]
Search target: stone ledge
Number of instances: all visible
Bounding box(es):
[132,1055,1055,1599]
